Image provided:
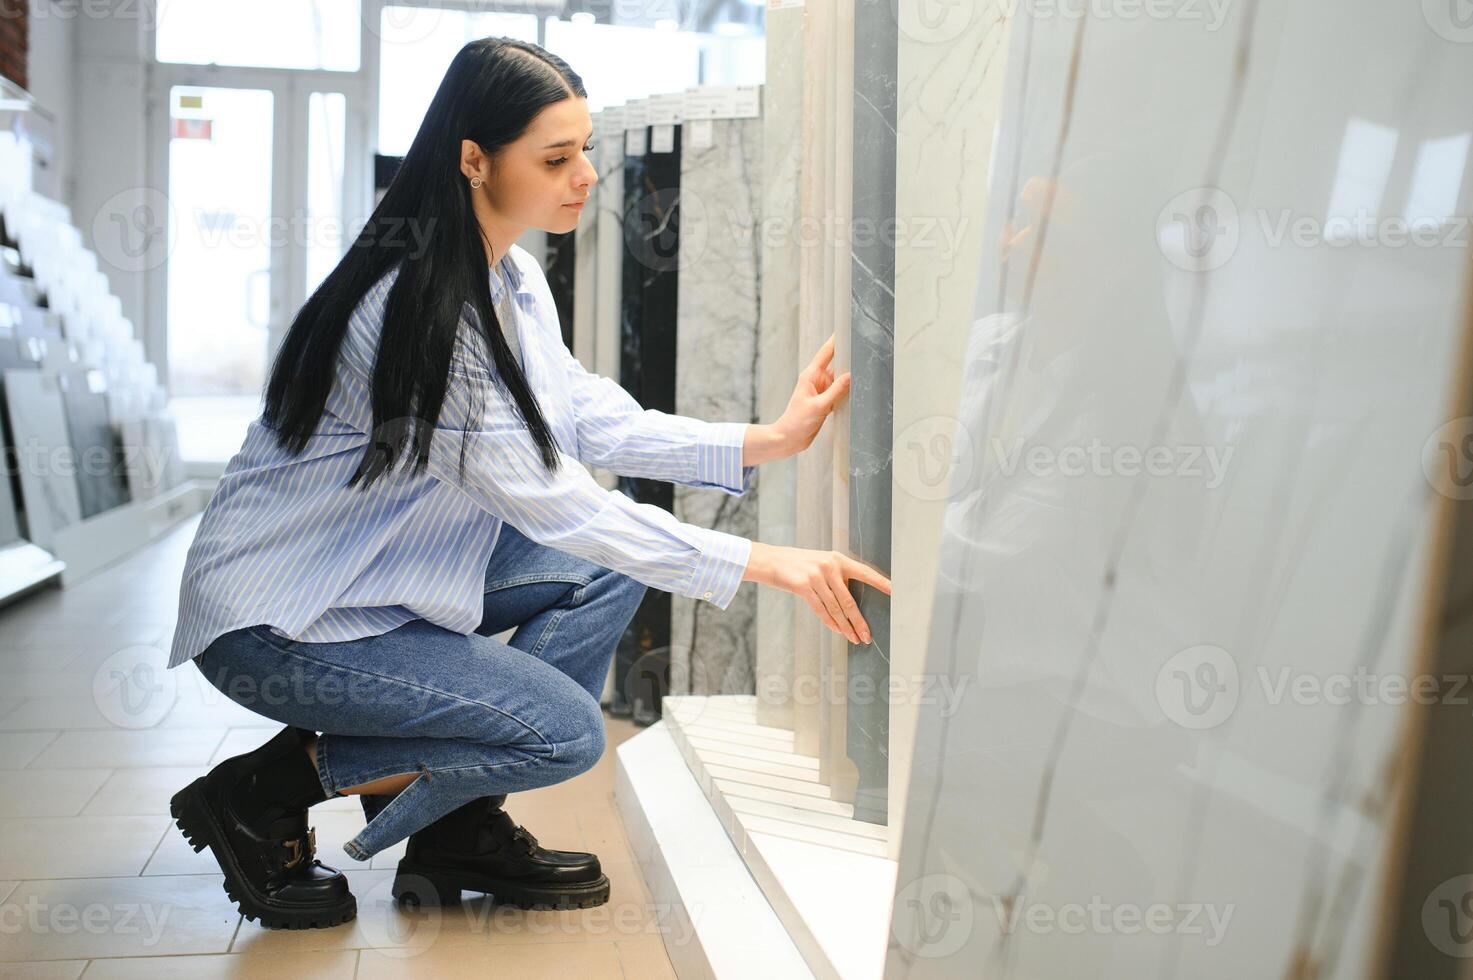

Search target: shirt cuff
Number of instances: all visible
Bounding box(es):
[694,421,756,496]
[684,527,752,610]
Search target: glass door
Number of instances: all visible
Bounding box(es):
[147,67,368,464]
[162,83,277,462]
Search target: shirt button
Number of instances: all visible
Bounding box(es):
[704,591,713,599]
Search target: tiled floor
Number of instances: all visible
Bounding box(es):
[0,515,677,979]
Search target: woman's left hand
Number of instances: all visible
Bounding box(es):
[773,333,851,455]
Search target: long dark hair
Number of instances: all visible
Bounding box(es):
[263,37,586,491]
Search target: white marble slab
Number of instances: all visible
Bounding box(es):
[890,2,1473,977]
[755,0,805,733]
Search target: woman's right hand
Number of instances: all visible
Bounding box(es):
[741,542,892,645]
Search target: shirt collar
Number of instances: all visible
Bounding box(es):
[489,249,524,304]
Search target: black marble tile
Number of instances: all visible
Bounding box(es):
[611,129,685,724]
[545,230,576,352]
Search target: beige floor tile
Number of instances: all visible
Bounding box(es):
[0,674,90,700]
[78,745,356,813]
[10,623,170,650]
[0,692,263,737]
[0,734,58,770]
[0,961,87,979]
[616,935,681,980]
[355,940,623,979]
[574,800,639,868]
[29,731,226,770]
[75,950,359,980]
[0,875,239,961]
[139,823,219,879]
[0,645,90,672]
[0,700,143,734]
[0,771,112,818]
[81,768,207,817]
[0,816,170,880]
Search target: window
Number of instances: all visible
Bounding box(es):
[155,0,362,71]
[543,18,701,112]
[377,6,539,156]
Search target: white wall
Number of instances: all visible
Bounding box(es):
[68,0,149,337]
[25,0,76,204]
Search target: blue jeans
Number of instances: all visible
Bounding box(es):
[192,523,648,860]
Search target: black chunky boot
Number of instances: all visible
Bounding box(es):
[170,726,356,928]
[391,795,610,910]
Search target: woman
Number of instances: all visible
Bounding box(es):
[165,37,891,930]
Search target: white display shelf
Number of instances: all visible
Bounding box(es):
[617,695,898,980]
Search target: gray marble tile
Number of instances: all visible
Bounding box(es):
[672,115,764,697]
[847,0,898,827]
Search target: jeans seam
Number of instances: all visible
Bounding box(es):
[483,572,593,595]
[242,642,556,752]
[530,607,570,659]
[331,746,555,788]
[315,734,338,796]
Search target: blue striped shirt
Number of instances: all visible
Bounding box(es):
[167,244,754,669]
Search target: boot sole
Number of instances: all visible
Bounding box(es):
[391,860,612,910]
[170,777,358,929]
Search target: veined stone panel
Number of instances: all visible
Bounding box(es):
[672,113,763,696]
[890,1,1473,976]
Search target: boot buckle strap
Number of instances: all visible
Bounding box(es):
[281,826,316,870]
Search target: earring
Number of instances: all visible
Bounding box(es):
[470,175,483,188]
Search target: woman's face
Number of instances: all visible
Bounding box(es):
[483,96,598,235]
